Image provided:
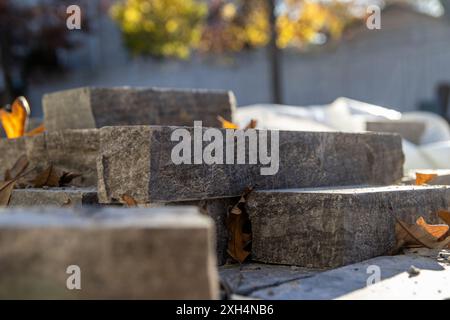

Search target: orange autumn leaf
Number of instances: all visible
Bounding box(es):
[244,119,258,130]
[416,217,449,240]
[0,97,30,139]
[415,172,438,185]
[438,210,450,226]
[396,219,450,249]
[122,194,138,207]
[217,115,239,129]
[395,215,450,251]
[25,124,45,137]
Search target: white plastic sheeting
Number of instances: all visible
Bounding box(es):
[236,97,450,172]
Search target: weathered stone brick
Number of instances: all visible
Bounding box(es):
[43,87,236,131]
[0,207,219,299]
[97,126,404,203]
[246,185,450,268]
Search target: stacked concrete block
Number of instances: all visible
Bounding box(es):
[0,207,219,299]
[0,129,99,186]
[246,185,450,268]
[43,87,236,131]
[8,188,98,207]
[97,126,404,203]
[366,120,426,144]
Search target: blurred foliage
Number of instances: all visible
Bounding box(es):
[110,0,207,58]
[277,0,357,49]
[199,0,270,53]
[0,0,90,102]
[111,0,366,58]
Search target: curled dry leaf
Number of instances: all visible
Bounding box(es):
[0,180,16,206]
[415,172,438,185]
[217,116,258,130]
[0,97,29,139]
[244,119,258,130]
[0,97,45,139]
[416,217,448,240]
[32,165,81,188]
[4,155,29,181]
[395,218,450,251]
[24,124,45,137]
[122,194,138,207]
[226,187,253,263]
[438,210,450,226]
[217,116,239,129]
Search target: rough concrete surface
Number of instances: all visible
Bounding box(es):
[8,188,98,207]
[43,87,236,131]
[246,185,450,268]
[98,126,404,203]
[248,253,450,300]
[0,207,219,299]
[366,120,426,144]
[0,129,99,186]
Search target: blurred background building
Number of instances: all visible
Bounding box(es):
[1,0,450,120]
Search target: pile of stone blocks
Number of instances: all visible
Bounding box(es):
[1,86,450,299]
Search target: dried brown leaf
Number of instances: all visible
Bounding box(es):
[244,119,257,130]
[59,172,82,186]
[415,172,438,185]
[416,217,449,240]
[227,212,251,263]
[226,187,254,263]
[0,180,16,206]
[32,165,61,188]
[122,194,138,207]
[4,155,29,181]
[438,210,450,226]
[396,219,450,249]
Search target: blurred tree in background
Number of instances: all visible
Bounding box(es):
[110,0,207,58]
[111,0,362,103]
[111,0,360,56]
[0,0,89,104]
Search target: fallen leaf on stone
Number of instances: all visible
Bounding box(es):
[0,180,16,206]
[121,194,138,207]
[244,119,257,130]
[217,116,257,130]
[31,165,80,188]
[0,97,45,139]
[227,187,253,263]
[24,124,45,137]
[438,210,450,226]
[32,165,60,188]
[396,218,450,250]
[4,155,29,181]
[415,172,438,185]
[59,172,82,186]
[217,116,239,129]
[416,217,449,240]
[0,97,29,139]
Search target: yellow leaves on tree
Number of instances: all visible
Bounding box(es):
[0,97,45,139]
[111,0,362,58]
[110,0,207,59]
[277,0,355,49]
